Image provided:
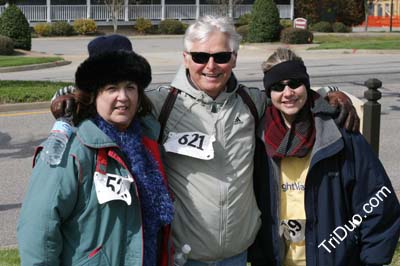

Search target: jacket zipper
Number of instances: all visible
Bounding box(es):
[219,183,228,255]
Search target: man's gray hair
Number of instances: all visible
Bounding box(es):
[184,15,242,53]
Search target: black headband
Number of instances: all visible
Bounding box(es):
[263,60,310,91]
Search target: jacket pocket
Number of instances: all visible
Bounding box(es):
[77,246,111,266]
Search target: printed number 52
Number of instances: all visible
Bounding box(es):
[106,176,122,194]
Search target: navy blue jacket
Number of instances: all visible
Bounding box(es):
[249,114,400,266]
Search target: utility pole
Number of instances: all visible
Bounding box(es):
[290,0,294,20]
[365,0,369,32]
[228,0,233,18]
[389,0,394,32]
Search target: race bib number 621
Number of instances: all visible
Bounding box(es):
[163,132,215,160]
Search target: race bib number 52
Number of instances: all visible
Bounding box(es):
[94,172,134,205]
[163,132,215,160]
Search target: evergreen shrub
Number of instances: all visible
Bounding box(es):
[73,19,97,35]
[34,23,52,37]
[280,19,293,29]
[280,28,314,44]
[135,18,153,34]
[159,19,186,34]
[0,4,31,50]
[248,0,281,42]
[237,13,252,26]
[0,35,14,55]
[332,22,351,33]
[236,24,249,41]
[310,21,333,32]
[51,21,74,36]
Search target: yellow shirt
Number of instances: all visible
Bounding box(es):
[280,152,311,266]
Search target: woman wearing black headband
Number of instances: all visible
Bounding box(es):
[249,47,400,266]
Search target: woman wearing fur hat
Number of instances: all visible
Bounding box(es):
[17,49,174,266]
[249,47,400,266]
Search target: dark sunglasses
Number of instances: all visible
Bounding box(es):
[189,52,233,64]
[269,79,304,92]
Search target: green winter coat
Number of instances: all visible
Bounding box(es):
[17,119,159,266]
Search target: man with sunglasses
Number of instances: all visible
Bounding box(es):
[146,15,263,266]
[51,16,359,266]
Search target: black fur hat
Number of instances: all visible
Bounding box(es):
[75,50,152,92]
[87,34,132,57]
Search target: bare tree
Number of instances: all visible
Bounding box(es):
[104,0,144,33]
[104,0,124,33]
[364,0,375,32]
[210,0,244,17]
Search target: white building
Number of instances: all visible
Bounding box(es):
[0,0,293,25]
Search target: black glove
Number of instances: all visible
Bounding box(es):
[50,86,77,126]
[325,91,360,132]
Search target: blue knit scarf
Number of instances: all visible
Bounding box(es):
[94,116,174,266]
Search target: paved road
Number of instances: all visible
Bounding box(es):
[0,36,399,248]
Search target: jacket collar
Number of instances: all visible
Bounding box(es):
[76,119,117,149]
[312,115,343,158]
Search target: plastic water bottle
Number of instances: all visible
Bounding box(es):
[174,244,191,266]
[42,118,73,165]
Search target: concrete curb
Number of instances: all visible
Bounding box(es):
[0,244,18,249]
[0,60,71,73]
[32,34,184,41]
[0,102,50,112]
[240,43,400,54]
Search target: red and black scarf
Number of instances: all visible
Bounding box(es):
[264,92,318,159]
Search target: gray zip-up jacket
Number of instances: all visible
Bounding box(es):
[145,65,266,261]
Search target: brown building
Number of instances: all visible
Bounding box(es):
[366,0,400,27]
[368,0,400,16]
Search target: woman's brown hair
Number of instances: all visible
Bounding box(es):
[73,84,153,125]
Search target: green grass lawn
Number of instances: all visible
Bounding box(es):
[1,243,400,265]
[0,248,19,266]
[0,56,63,68]
[393,243,400,266]
[312,34,400,50]
[0,80,72,104]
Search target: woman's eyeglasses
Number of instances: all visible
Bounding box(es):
[189,52,233,64]
[269,79,304,92]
